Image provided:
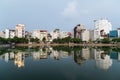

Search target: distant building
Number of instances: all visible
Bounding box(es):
[89,30,94,41]
[60,32,71,39]
[109,29,120,38]
[74,24,90,42]
[74,24,85,38]
[93,19,112,40]
[15,24,25,38]
[25,31,32,39]
[109,30,118,38]
[81,30,90,42]
[32,30,48,41]
[32,30,40,39]
[50,29,72,41]
[50,29,60,40]
[0,31,5,38]
[5,29,15,38]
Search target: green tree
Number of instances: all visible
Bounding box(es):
[34,38,39,43]
[101,38,110,43]
[42,37,46,43]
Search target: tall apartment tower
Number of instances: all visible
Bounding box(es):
[15,24,25,38]
[74,24,85,38]
[93,19,112,40]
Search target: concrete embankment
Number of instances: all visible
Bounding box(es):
[15,43,117,47]
[0,44,10,48]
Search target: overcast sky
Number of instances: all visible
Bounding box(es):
[0,0,120,32]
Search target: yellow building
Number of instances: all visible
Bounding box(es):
[15,24,25,38]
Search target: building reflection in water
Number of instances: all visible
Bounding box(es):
[33,48,48,60]
[50,50,60,60]
[50,48,69,60]
[73,48,112,70]
[14,52,25,68]
[118,52,120,61]
[93,49,112,70]
[1,51,25,68]
[110,51,120,62]
[74,48,90,65]
[1,47,120,70]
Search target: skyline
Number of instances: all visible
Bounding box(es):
[0,0,120,32]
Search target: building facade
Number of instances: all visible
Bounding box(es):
[0,31,5,38]
[59,32,71,39]
[81,30,90,42]
[74,24,90,42]
[93,19,112,40]
[15,24,25,38]
[50,29,60,41]
[5,29,15,38]
[32,30,48,41]
[109,28,120,38]
[109,30,118,38]
[74,24,85,38]
[25,31,32,39]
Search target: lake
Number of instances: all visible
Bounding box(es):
[0,46,120,80]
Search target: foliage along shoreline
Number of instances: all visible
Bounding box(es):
[0,36,120,47]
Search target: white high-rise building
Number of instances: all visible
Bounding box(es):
[93,19,112,40]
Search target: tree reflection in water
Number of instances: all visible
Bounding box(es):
[0,46,119,70]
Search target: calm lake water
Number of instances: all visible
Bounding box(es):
[0,46,120,80]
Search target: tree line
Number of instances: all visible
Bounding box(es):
[0,36,120,44]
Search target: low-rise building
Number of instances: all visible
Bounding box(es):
[50,29,60,41]
[25,31,32,39]
[0,31,5,38]
[60,32,71,39]
[109,28,120,38]
[109,30,118,38]
[81,30,90,42]
[32,30,48,41]
[5,29,15,38]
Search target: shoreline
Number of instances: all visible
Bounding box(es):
[15,43,117,47]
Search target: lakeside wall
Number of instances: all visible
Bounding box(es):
[0,44,10,48]
[15,43,117,47]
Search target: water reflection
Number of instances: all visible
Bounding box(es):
[0,47,120,70]
[74,48,90,65]
[93,49,112,70]
[33,48,48,60]
[14,52,25,68]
